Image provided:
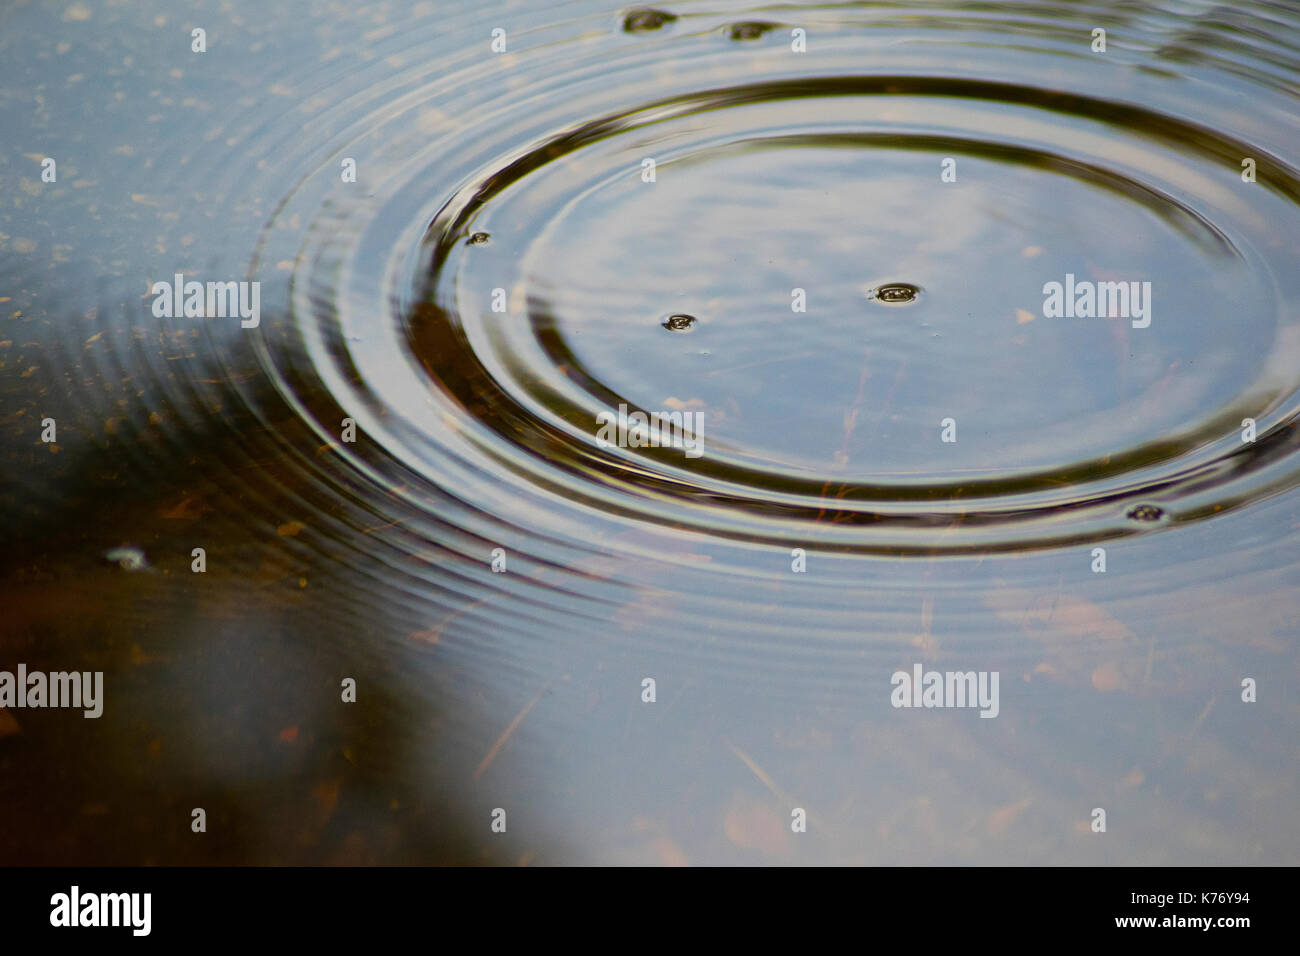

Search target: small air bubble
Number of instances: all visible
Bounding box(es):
[867,282,922,305]
[662,313,696,332]
[1126,503,1165,522]
[467,232,491,246]
[728,21,777,41]
[103,546,148,571]
[623,8,677,33]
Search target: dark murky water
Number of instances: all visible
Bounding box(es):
[2,0,1299,864]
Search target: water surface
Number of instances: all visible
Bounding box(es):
[2,0,1299,864]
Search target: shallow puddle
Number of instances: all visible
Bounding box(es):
[2,0,1299,864]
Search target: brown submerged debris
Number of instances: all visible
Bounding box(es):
[988,796,1033,835]
[985,585,1150,694]
[724,791,791,857]
[473,679,553,780]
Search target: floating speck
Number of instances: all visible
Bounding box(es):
[1126,503,1165,523]
[867,282,922,305]
[662,313,696,332]
[467,231,491,246]
[104,546,148,571]
[727,21,777,41]
[623,8,677,33]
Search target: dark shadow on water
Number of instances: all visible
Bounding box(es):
[0,305,526,864]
